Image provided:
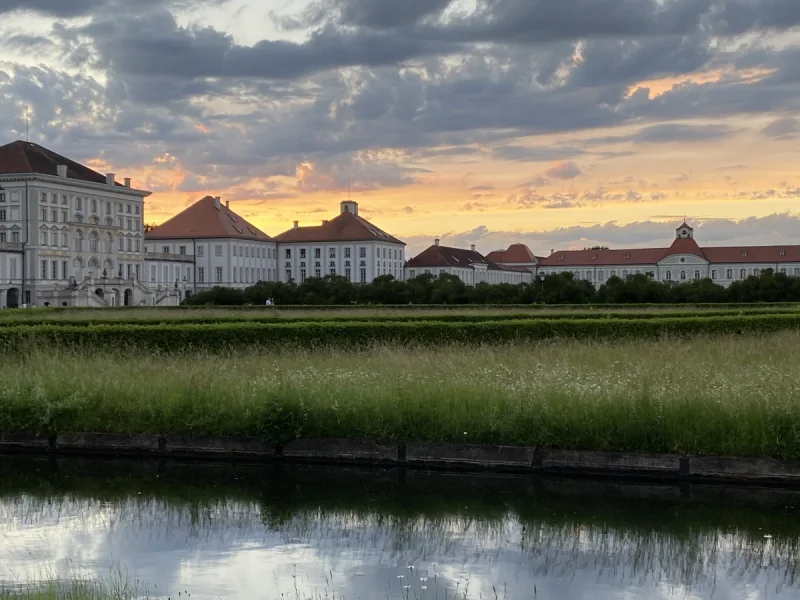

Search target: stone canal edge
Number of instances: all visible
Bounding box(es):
[1,433,799,484]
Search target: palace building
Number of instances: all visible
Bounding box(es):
[536,222,800,287]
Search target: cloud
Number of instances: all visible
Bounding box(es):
[491,145,586,162]
[544,161,582,180]
[588,123,736,145]
[761,116,800,139]
[0,0,221,17]
[291,0,456,29]
[469,184,495,191]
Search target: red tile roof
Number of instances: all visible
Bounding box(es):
[485,243,542,265]
[539,247,669,267]
[0,140,124,186]
[274,211,404,245]
[146,196,275,242]
[662,236,706,260]
[406,245,489,269]
[703,245,800,264]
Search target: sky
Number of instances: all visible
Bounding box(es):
[1,0,800,257]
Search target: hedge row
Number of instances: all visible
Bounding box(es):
[2,301,799,317]
[2,314,800,352]
[0,307,798,328]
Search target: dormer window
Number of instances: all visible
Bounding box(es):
[624,253,631,260]
[780,250,786,257]
[741,250,747,257]
[558,255,564,261]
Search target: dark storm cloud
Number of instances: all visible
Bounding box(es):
[0,0,223,17]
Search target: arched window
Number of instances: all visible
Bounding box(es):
[89,231,99,252]
[694,270,701,280]
[680,270,686,280]
[726,269,733,279]
[73,257,85,281]
[665,270,672,280]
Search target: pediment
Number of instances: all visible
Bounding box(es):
[658,254,708,266]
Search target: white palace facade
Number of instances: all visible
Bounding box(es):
[536,222,800,287]
[0,140,408,307]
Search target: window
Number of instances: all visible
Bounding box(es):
[233,245,237,257]
[135,239,141,252]
[41,209,47,221]
[245,246,249,258]
[233,267,237,283]
[726,269,733,279]
[285,269,292,282]
[0,232,5,242]
[694,270,701,280]
[360,267,367,283]
[150,265,156,282]
[285,249,292,259]
[215,245,223,257]
[665,270,672,280]
[118,217,124,229]
[329,248,336,259]
[90,232,99,252]
[40,232,47,245]
[622,270,628,278]
[135,206,140,215]
[91,199,98,213]
[680,270,686,280]
[0,192,5,203]
[51,232,58,246]
[197,246,204,257]
[136,264,141,281]
[377,248,380,257]
[76,197,82,211]
[344,248,351,258]
[314,268,321,278]
[41,193,47,203]
[105,234,112,253]
[62,261,68,280]
[740,268,746,279]
[330,267,336,276]
[359,247,366,258]
[126,264,132,279]
[198,267,205,283]
[383,248,387,259]
[0,209,6,221]
[345,268,351,280]
[62,211,68,222]
[314,248,321,259]
[106,202,111,214]
[610,270,617,278]
[41,260,47,279]
[51,261,58,280]
[51,209,58,222]
[61,195,67,205]
[126,205,132,214]
[118,236,124,251]
[300,268,306,282]
[11,231,19,243]
[127,218,132,230]
[216,267,223,282]
[711,270,718,280]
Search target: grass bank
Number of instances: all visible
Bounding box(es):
[3,332,800,459]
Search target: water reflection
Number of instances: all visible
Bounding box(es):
[1,456,799,599]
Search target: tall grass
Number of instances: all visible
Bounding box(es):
[2,332,800,458]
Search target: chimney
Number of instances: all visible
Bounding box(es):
[225,200,230,209]
[470,244,476,252]
[434,238,440,247]
[293,220,299,230]
[106,173,115,186]
[124,177,131,188]
[213,196,221,209]
[550,249,554,256]
[56,165,67,178]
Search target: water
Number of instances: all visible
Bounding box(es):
[1,455,799,599]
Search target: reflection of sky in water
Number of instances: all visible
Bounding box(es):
[1,494,798,600]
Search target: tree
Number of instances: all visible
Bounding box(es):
[143,223,157,233]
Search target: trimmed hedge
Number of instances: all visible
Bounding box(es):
[2,313,800,352]
[2,301,799,318]
[0,307,798,328]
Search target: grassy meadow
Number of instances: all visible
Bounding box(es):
[2,331,800,459]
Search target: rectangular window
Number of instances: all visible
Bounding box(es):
[9,258,16,279]
[360,268,367,283]
[126,238,132,252]
[216,267,223,283]
[126,205,132,214]
[197,246,204,257]
[106,202,111,214]
[345,268,351,280]
[41,260,47,279]
[62,210,68,222]
[76,197,83,211]
[51,209,57,222]
[135,239,141,252]
[62,261,68,280]
[162,246,170,254]
[62,195,67,205]
[344,248,351,258]
[51,261,57,280]
[163,266,168,282]
[135,206,140,215]
[300,268,306,282]
[233,245,237,257]
[40,232,47,245]
[41,209,47,221]
[135,264,140,281]
[314,268,321,278]
[51,232,58,246]
[740,268,746,279]
[215,245,223,257]
[150,265,156,282]
[0,192,5,203]
[330,267,336,276]
[359,247,366,258]
[329,248,336,259]
[127,264,132,279]
[285,249,291,259]
[0,209,6,221]
[285,269,292,281]
[300,249,306,259]
[0,232,5,242]
[118,237,124,251]
[233,268,237,283]
[126,218,132,230]
[314,248,321,259]
[198,267,205,283]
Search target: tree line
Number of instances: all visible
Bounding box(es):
[184,270,800,306]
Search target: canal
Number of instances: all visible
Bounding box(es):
[1,455,799,599]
